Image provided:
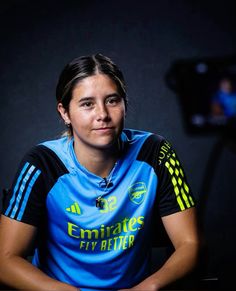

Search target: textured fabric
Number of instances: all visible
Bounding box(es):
[3,129,195,290]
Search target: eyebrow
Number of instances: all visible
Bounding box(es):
[78,93,120,103]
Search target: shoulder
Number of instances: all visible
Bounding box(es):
[124,128,171,147]
[20,137,70,173]
[123,128,173,166]
[122,128,152,140]
[23,137,66,159]
[122,128,168,146]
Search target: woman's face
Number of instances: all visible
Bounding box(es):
[58,73,126,152]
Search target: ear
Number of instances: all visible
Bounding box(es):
[57,103,71,125]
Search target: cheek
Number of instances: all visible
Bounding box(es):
[70,110,94,130]
[117,107,126,120]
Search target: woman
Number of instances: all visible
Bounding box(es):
[0,53,200,290]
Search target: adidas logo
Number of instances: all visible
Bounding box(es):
[66,202,81,215]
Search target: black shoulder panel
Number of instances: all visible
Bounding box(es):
[136,134,164,170]
[29,145,69,189]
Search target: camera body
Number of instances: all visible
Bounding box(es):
[166,55,236,138]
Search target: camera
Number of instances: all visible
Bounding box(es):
[166,55,236,138]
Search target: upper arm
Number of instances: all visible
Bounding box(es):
[0,215,37,258]
[161,207,199,250]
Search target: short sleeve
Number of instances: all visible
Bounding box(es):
[3,145,69,226]
[156,138,196,217]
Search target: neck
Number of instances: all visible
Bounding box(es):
[73,141,120,178]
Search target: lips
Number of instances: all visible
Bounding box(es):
[94,127,114,134]
[96,127,113,130]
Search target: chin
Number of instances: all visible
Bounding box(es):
[94,139,118,150]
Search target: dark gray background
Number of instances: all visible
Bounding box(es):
[1,0,236,288]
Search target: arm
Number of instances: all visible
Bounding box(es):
[0,215,79,291]
[119,207,200,291]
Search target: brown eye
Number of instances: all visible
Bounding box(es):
[81,101,93,108]
[106,96,121,106]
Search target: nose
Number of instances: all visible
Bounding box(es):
[96,103,110,121]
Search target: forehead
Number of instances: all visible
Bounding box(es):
[72,74,118,97]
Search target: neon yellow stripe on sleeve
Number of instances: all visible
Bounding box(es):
[164,151,195,211]
[181,188,191,208]
[177,196,185,210]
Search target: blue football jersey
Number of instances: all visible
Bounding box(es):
[3,129,195,290]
